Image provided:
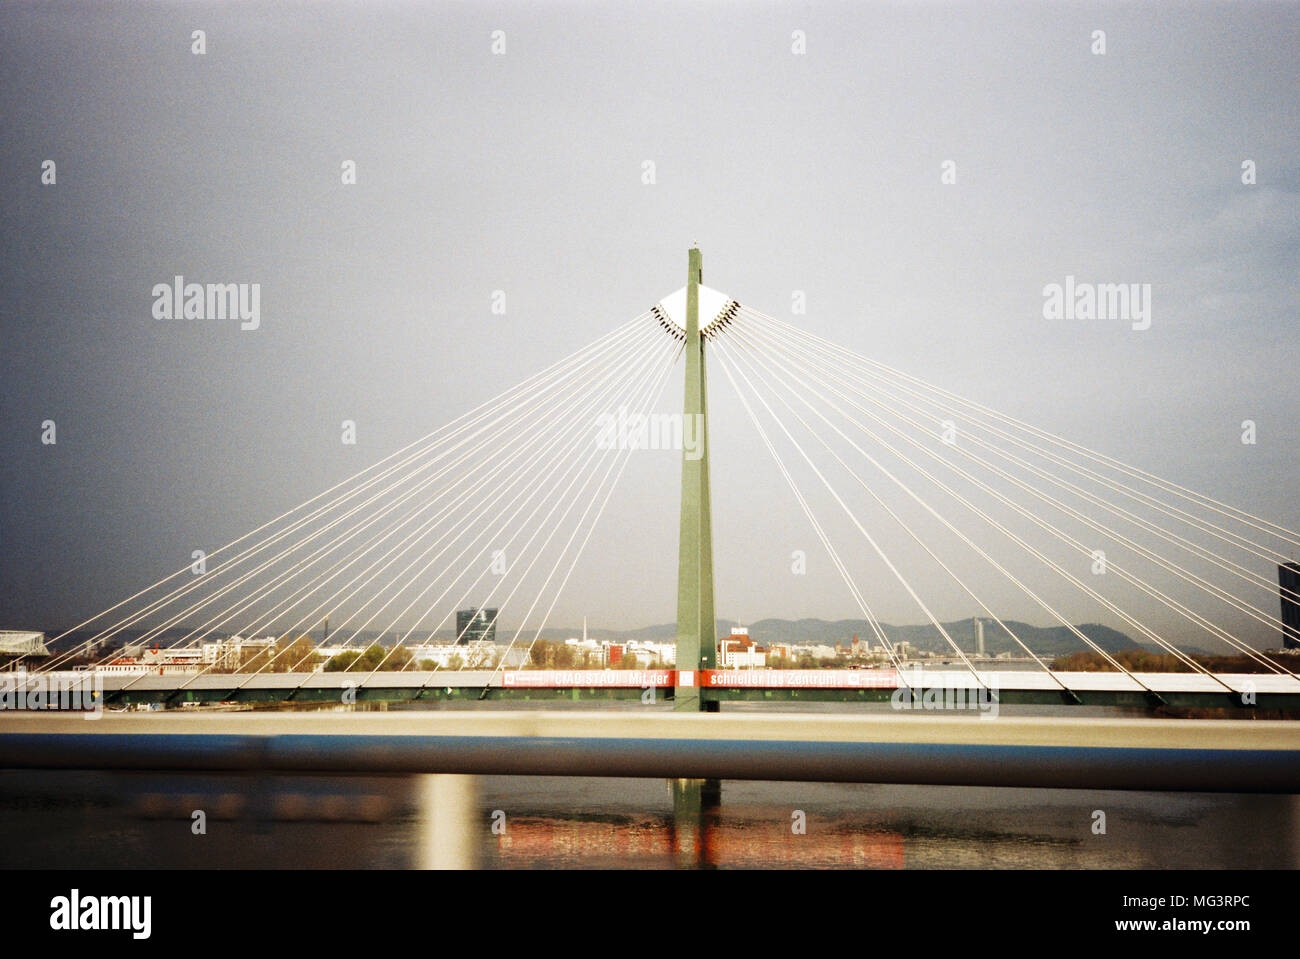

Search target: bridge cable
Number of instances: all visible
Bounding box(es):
[743,307,1300,560]
[42,313,651,669]
[715,334,989,689]
[710,338,908,678]
[82,319,659,684]
[346,330,681,681]
[43,314,653,672]
[161,323,672,691]
[410,334,682,688]
[735,311,1263,693]
[476,338,686,693]
[737,310,1296,679]
[723,322,1070,695]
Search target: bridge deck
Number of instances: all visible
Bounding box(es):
[1,711,1298,791]
[10,668,1300,708]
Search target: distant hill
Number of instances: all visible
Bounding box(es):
[48,617,1168,659]
[599,617,1147,658]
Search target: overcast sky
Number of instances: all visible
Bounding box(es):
[2,1,1297,650]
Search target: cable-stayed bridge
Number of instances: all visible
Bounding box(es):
[12,249,1300,718]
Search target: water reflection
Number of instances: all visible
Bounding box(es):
[0,770,1294,869]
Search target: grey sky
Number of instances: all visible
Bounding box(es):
[2,1,1297,650]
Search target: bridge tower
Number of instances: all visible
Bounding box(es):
[674,247,719,712]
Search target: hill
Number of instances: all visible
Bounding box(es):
[601,617,1145,658]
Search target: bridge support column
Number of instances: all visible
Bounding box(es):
[670,777,720,868]
[674,247,718,713]
[415,774,480,869]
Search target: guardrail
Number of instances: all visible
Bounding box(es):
[2,713,1299,792]
[8,668,1300,709]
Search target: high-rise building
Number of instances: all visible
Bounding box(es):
[1280,563,1300,650]
[456,607,497,645]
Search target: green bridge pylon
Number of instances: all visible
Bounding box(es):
[674,247,718,712]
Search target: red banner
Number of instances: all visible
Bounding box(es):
[701,669,899,689]
[501,670,674,688]
[497,669,898,689]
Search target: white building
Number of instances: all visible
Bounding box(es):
[399,641,529,669]
[624,640,675,665]
[724,648,767,668]
[718,627,767,668]
[559,636,676,667]
[0,631,49,665]
[97,645,205,676]
[801,644,839,661]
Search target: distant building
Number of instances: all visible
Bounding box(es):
[625,640,673,665]
[456,608,497,645]
[558,637,674,667]
[107,636,277,674]
[802,644,839,661]
[1280,563,1300,650]
[98,643,205,676]
[403,640,524,669]
[192,635,274,670]
[718,626,767,668]
[0,631,49,667]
